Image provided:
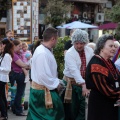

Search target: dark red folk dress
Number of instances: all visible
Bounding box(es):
[86,55,120,120]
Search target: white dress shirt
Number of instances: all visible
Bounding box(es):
[0,53,12,82]
[31,45,59,90]
[63,45,94,84]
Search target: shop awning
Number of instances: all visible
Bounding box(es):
[65,0,108,3]
[99,22,118,29]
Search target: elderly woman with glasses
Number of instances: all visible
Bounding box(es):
[86,34,120,120]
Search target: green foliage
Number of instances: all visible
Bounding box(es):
[53,36,70,79]
[43,0,73,27]
[0,0,12,10]
[105,0,120,22]
[115,25,120,40]
[109,3,120,22]
[0,0,12,19]
[105,1,120,39]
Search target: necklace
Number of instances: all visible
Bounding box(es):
[97,55,119,80]
[42,44,52,52]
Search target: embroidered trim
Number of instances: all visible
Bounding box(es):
[91,64,108,77]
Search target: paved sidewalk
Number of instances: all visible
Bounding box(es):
[8,82,30,120]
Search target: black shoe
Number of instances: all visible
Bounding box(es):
[12,111,16,114]
[16,112,27,116]
[0,117,8,120]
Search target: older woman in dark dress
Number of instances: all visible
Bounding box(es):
[86,34,120,120]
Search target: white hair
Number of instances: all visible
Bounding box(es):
[87,42,96,50]
[114,41,120,47]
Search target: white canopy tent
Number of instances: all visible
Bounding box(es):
[56,21,98,29]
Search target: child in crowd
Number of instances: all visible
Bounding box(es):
[21,42,32,83]
[4,30,14,41]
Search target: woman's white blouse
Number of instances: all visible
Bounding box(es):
[0,53,12,82]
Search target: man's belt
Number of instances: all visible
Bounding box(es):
[32,81,53,109]
[63,76,81,103]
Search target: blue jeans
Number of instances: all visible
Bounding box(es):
[9,71,26,114]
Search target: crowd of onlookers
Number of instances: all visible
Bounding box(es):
[63,29,120,120]
[0,29,42,120]
[1,28,120,120]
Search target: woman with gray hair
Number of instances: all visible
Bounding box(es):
[85,34,120,120]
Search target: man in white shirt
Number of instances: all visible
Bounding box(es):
[63,29,94,120]
[26,27,65,120]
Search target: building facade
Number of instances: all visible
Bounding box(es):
[65,0,108,24]
[1,0,116,40]
[63,0,115,41]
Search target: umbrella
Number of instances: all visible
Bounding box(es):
[56,21,98,29]
[99,22,118,29]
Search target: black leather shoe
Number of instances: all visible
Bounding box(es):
[16,112,27,116]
